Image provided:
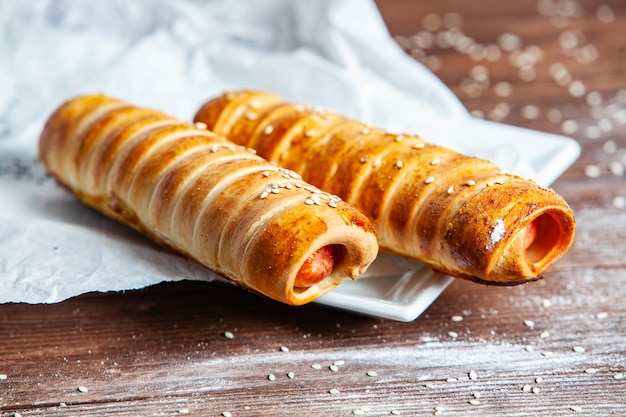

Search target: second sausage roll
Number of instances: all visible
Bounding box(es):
[194,90,576,285]
[39,94,378,305]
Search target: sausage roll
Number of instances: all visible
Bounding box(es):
[38,94,378,305]
[194,90,576,285]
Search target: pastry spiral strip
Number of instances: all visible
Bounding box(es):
[39,95,378,305]
[194,90,576,284]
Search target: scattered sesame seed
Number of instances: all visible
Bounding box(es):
[178,408,190,414]
[498,33,521,51]
[473,392,481,399]
[547,108,563,124]
[430,158,441,165]
[448,331,459,338]
[329,388,340,395]
[391,410,401,415]
[304,130,317,137]
[0,374,6,380]
[268,373,276,381]
[395,134,404,142]
[494,81,513,97]
[366,371,378,377]
[249,99,261,109]
[451,315,463,322]
[603,140,617,154]
[542,299,552,307]
[446,377,458,383]
[304,198,315,205]
[596,4,615,23]
[584,164,601,178]
[524,345,534,352]
[412,142,425,149]
[469,370,477,380]
[222,412,232,417]
[224,331,235,339]
[584,125,602,139]
[586,91,603,107]
[264,125,274,135]
[287,372,295,379]
[585,368,597,374]
[209,144,220,152]
[521,105,540,120]
[596,311,609,319]
[446,186,454,194]
[329,364,339,372]
[312,364,322,370]
[328,201,338,208]
[280,346,289,352]
[568,80,586,97]
[245,112,258,120]
[260,191,269,199]
[194,121,207,130]
[610,162,624,177]
[561,119,579,134]
[532,387,540,394]
[570,405,583,412]
[612,196,626,209]
[394,160,404,169]
[614,373,624,380]
[469,399,481,405]
[360,127,371,134]
[425,176,435,184]
[359,156,369,163]
[77,386,88,393]
[353,410,365,416]
[522,384,532,392]
[540,330,550,339]
[523,320,535,328]
[465,180,476,186]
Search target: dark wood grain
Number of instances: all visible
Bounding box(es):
[2,1,626,416]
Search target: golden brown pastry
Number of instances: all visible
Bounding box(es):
[194,90,576,285]
[39,94,378,305]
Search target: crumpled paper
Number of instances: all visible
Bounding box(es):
[0,0,547,304]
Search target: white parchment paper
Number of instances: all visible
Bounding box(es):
[0,0,575,306]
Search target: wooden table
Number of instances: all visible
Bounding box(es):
[2,1,625,415]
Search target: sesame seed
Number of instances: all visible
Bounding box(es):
[596,311,609,319]
[304,130,317,137]
[573,346,585,353]
[311,364,322,370]
[77,386,88,393]
[359,156,369,163]
[396,134,404,142]
[585,368,597,374]
[540,330,550,338]
[451,315,463,322]
[596,4,615,23]
[223,412,232,417]
[522,384,532,392]
[260,191,269,199]
[469,399,481,405]
[268,373,276,381]
[446,377,458,383]
[584,164,601,178]
[353,410,365,416]
[412,142,425,149]
[264,125,274,135]
[178,409,190,414]
[571,406,583,412]
[524,345,534,352]
[547,108,563,123]
[584,125,602,139]
[287,372,295,379]
[465,180,476,186]
[391,410,401,415]
[521,105,540,120]
[542,299,552,307]
[448,331,459,338]
[469,370,477,380]
[360,127,370,134]
[568,80,586,97]
[280,346,289,352]
[586,91,603,107]
[366,371,378,377]
[328,201,338,208]
[610,162,624,177]
[614,373,624,380]
[304,198,315,205]
[612,196,626,209]
[473,392,481,399]
[494,81,513,97]
[224,331,235,339]
[245,112,258,120]
[498,33,521,51]
[532,387,540,394]
[0,374,6,380]
[535,377,544,383]
[209,144,220,152]
[446,186,454,194]
[430,158,441,165]
[194,121,208,130]
[270,188,280,194]
[249,99,261,109]
[523,320,535,328]
[372,158,382,167]
[394,160,404,169]
[329,364,339,372]
[329,388,340,395]
[425,176,435,184]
